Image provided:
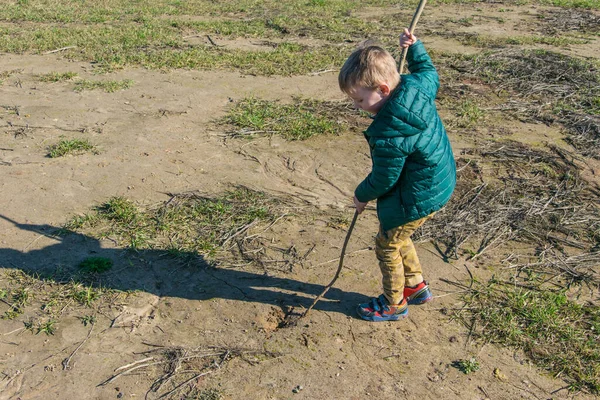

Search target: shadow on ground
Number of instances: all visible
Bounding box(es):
[0,215,370,318]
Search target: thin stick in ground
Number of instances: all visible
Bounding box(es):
[298,211,358,321]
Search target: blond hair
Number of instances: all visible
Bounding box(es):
[338,42,400,94]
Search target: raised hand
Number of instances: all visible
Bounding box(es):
[400,28,417,48]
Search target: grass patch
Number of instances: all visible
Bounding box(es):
[451,99,485,128]
[0,269,120,337]
[224,97,360,140]
[185,388,224,400]
[2,287,31,320]
[48,138,97,157]
[0,68,22,84]
[0,21,348,74]
[79,314,97,326]
[457,280,600,393]
[0,1,597,76]
[79,257,113,273]
[65,186,287,256]
[38,71,78,82]
[0,0,385,74]
[74,79,134,92]
[24,318,57,335]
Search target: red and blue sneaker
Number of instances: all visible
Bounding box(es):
[404,281,432,305]
[356,294,408,322]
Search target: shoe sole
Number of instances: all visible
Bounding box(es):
[407,295,432,305]
[406,287,433,305]
[356,309,409,322]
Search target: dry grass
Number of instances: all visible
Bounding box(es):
[536,8,600,35]
[452,277,600,393]
[418,140,600,287]
[448,49,600,158]
[223,97,368,141]
[99,344,281,399]
[420,138,600,393]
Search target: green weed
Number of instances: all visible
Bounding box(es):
[62,213,99,231]
[0,287,31,319]
[3,310,21,320]
[48,138,97,158]
[24,318,57,335]
[79,315,97,326]
[184,387,223,400]
[13,287,30,306]
[454,99,484,128]
[96,197,141,224]
[0,270,121,339]
[328,215,350,229]
[1,289,27,319]
[79,257,113,273]
[36,319,57,335]
[74,79,133,92]
[68,284,101,307]
[38,71,78,82]
[453,357,480,374]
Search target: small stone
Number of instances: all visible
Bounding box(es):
[493,368,508,382]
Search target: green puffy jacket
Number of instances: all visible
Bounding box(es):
[354,41,456,231]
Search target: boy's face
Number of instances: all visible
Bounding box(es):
[347,84,391,114]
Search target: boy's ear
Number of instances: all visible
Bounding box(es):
[378,83,391,96]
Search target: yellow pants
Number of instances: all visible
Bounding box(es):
[375,213,435,305]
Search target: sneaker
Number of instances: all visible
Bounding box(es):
[404,281,432,305]
[356,294,408,322]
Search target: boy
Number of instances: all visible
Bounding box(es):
[338,29,456,322]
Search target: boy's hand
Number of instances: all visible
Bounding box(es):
[353,195,368,214]
[400,28,417,48]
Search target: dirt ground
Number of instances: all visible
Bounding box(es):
[1,3,599,400]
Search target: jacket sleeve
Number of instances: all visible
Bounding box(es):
[406,41,440,97]
[354,139,406,202]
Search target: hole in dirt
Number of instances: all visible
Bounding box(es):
[277,306,305,329]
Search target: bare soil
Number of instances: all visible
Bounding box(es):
[1,4,599,400]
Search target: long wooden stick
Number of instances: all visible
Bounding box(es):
[301,210,359,318]
[398,0,428,74]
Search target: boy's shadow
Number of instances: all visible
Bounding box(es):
[0,215,369,318]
